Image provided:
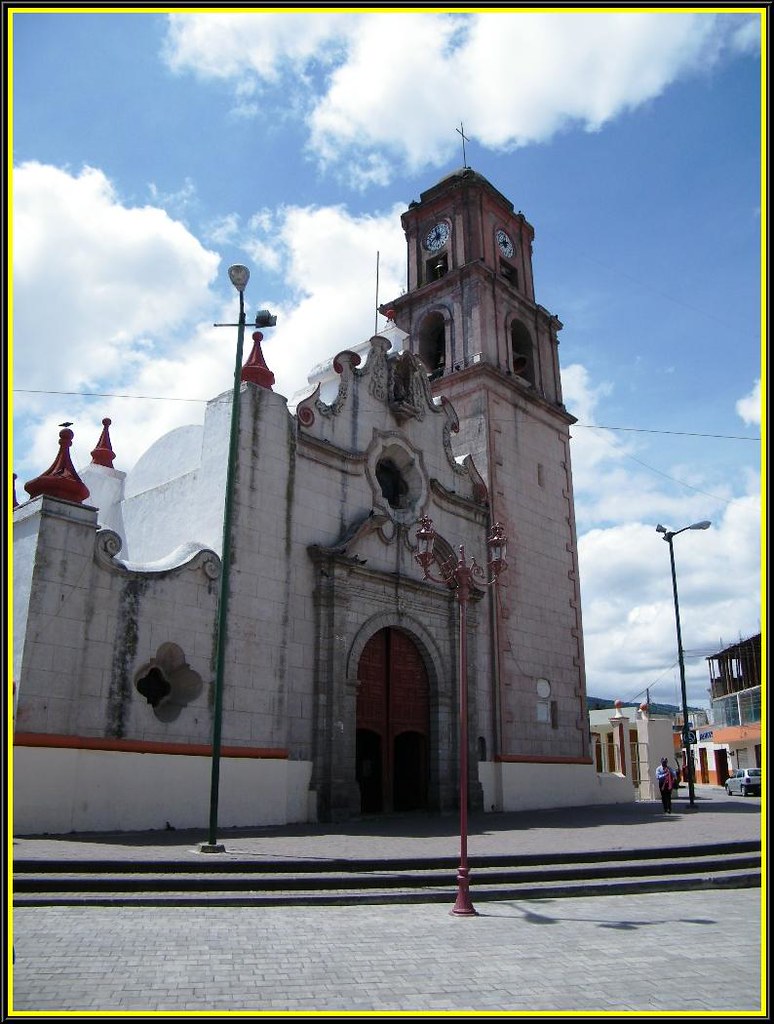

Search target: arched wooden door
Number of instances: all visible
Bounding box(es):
[356,628,430,813]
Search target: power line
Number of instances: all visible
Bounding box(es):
[583,422,749,506]
[14,389,207,404]
[12,388,761,441]
[575,424,759,442]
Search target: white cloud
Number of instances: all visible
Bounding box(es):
[250,202,407,400]
[735,379,761,427]
[560,361,755,534]
[147,177,198,218]
[13,163,219,390]
[163,11,355,84]
[12,162,221,486]
[564,367,761,707]
[162,11,757,183]
[202,212,240,247]
[307,14,466,174]
[577,492,761,707]
[729,13,763,54]
[11,163,407,489]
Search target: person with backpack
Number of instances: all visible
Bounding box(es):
[657,756,677,813]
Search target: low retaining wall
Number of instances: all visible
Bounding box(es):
[479,760,634,812]
[13,745,315,834]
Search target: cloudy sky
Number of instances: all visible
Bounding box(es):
[10,7,764,711]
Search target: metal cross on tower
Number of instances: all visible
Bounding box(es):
[456,122,470,168]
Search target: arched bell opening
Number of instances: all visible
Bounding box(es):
[510,319,535,385]
[416,313,446,380]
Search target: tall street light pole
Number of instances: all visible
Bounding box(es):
[656,519,711,809]
[201,266,276,853]
[415,516,507,915]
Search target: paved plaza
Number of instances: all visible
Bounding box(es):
[11,889,765,1015]
[10,790,766,1016]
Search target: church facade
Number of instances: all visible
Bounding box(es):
[13,169,628,835]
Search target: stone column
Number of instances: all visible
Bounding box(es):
[609,700,630,779]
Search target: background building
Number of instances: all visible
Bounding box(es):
[588,697,711,797]
[707,633,762,777]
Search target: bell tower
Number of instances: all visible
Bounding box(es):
[381,167,590,767]
[382,167,562,398]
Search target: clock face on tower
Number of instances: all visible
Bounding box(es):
[496,229,515,259]
[423,221,450,252]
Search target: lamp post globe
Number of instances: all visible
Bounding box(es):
[228,264,250,292]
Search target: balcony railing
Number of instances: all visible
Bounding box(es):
[712,686,761,728]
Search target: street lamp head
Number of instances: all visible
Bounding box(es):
[228,265,250,293]
[254,309,277,328]
[656,520,710,540]
[415,516,436,574]
[487,522,508,574]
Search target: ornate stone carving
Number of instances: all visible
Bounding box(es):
[95,529,221,580]
[388,350,429,423]
[366,336,391,403]
[308,510,390,561]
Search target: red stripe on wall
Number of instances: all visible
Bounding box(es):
[13,733,288,759]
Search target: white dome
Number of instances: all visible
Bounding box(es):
[124,424,203,498]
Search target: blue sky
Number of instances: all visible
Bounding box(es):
[10,7,765,710]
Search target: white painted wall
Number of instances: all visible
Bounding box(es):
[13,747,315,834]
[119,402,231,563]
[12,497,100,702]
[78,462,127,538]
[14,747,631,834]
[12,501,42,682]
[635,716,676,800]
[479,760,634,813]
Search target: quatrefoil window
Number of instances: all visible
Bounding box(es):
[134,642,203,723]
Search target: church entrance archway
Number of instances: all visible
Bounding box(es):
[355,627,430,814]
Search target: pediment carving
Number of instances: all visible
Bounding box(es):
[388,350,430,423]
[308,510,391,563]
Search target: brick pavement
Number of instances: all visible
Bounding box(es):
[11,890,764,1013]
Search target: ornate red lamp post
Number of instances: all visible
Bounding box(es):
[414,515,508,916]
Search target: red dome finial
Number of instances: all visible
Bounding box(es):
[91,417,116,468]
[241,330,275,389]
[24,427,90,504]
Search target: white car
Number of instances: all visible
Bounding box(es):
[724,768,761,797]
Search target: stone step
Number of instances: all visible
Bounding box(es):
[13,852,761,891]
[12,869,761,908]
[13,842,760,907]
[13,837,760,875]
